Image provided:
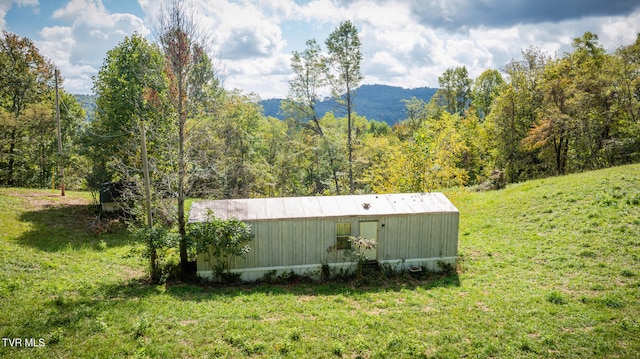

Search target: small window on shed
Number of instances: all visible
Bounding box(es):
[336,223,352,250]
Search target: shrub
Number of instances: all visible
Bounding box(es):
[477,170,506,191]
[321,262,331,282]
[348,235,378,280]
[131,225,179,283]
[188,212,252,282]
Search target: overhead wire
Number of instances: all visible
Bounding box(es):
[60,95,131,139]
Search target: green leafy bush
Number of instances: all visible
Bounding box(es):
[188,212,252,282]
[131,225,179,282]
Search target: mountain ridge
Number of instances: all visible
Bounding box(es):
[75,84,438,125]
[260,84,437,125]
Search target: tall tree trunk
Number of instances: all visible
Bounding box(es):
[139,121,158,282]
[55,69,65,196]
[328,145,341,195]
[347,91,354,194]
[178,72,188,274]
[311,118,340,194]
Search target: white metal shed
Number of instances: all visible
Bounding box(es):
[189,192,459,281]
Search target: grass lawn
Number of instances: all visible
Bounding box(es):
[1,165,639,358]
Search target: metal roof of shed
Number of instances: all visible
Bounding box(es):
[188,192,458,223]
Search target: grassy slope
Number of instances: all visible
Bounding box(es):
[1,165,639,358]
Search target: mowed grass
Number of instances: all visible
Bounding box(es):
[1,164,640,358]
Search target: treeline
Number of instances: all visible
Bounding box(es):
[0,30,86,189]
[275,31,640,192]
[2,30,639,197]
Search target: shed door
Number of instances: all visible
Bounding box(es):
[358,221,378,261]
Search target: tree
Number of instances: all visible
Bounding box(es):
[90,33,170,281]
[472,69,504,120]
[384,112,471,192]
[325,20,363,194]
[189,90,272,199]
[23,92,84,189]
[401,97,429,135]
[0,30,55,186]
[438,66,472,115]
[610,33,640,163]
[360,126,402,193]
[523,32,617,175]
[284,39,327,125]
[486,46,548,182]
[283,39,341,194]
[157,0,218,274]
[613,33,640,126]
[567,32,613,170]
[89,34,171,182]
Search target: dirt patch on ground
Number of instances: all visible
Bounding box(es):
[3,190,111,234]
[118,267,147,281]
[5,190,90,210]
[296,295,315,302]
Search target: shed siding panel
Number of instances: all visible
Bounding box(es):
[425,215,433,256]
[197,209,459,276]
[410,215,423,257]
[427,214,438,258]
[417,216,424,257]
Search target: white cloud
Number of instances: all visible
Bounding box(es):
[0,0,38,28]
[34,0,148,93]
[136,0,292,97]
[600,10,640,50]
[223,52,292,99]
[238,1,640,97]
[8,0,639,97]
[296,0,341,23]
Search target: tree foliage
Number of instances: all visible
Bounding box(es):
[1,30,52,186]
[472,69,504,120]
[88,33,171,204]
[0,31,86,189]
[326,20,363,194]
[2,28,640,266]
[282,39,342,194]
[189,213,252,281]
[437,66,472,115]
[88,33,170,177]
[156,0,219,273]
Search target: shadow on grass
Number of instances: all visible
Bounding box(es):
[102,270,461,301]
[16,203,134,252]
[10,271,459,352]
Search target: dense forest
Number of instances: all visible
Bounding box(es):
[2,29,638,197]
[1,2,640,276]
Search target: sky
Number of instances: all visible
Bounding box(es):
[2,0,640,99]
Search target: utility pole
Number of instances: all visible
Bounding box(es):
[139,120,153,229]
[55,69,65,196]
[139,120,157,281]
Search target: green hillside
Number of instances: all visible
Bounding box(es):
[1,164,639,358]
